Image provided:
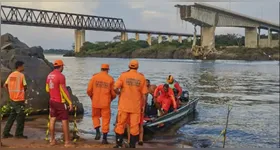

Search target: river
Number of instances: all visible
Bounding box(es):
[45,54,279,148]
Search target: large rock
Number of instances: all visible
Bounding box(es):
[0,33,84,115]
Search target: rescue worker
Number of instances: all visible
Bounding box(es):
[153,84,178,116]
[114,59,148,148]
[166,75,182,107]
[138,79,157,145]
[2,61,28,139]
[45,59,74,147]
[87,64,116,144]
[146,79,157,109]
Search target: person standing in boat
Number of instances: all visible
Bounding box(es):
[153,84,178,116]
[114,60,148,148]
[166,75,183,108]
[86,64,116,144]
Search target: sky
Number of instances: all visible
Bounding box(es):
[1,0,279,50]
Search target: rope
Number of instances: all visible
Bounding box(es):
[0,105,48,120]
[44,105,79,142]
[210,104,233,148]
[45,114,50,141]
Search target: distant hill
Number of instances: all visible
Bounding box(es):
[44,49,72,54]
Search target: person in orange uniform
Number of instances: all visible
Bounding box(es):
[2,61,28,139]
[166,75,182,107]
[45,60,74,147]
[153,84,177,116]
[114,59,148,148]
[87,64,116,144]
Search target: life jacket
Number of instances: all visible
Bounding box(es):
[167,80,179,90]
[167,80,179,96]
[6,71,26,101]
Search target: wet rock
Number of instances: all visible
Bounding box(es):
[0,33,84,115]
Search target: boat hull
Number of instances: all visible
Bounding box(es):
[143,98,199,135]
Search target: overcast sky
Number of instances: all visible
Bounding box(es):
[1,0,279,49]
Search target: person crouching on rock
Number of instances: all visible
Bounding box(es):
[2,61,28,139]
[86,64,116,144]
[45,59,74,147]
[153,84,178,116]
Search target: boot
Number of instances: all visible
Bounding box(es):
[129,134,139,148]
[113,133,123,148]
[102,133,109,144]
[95,127,101,140]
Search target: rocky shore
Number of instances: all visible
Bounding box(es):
[0,33,84,115]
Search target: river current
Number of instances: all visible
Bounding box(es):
[45,54,279,148]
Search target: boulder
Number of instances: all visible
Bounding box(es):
[0,33,84,115]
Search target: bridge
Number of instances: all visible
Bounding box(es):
[1,5,197,53]
[175,3,280,49]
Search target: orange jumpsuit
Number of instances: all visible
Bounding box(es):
[153,84,177,112]
[114,70,148,136]
[87,71,116,134]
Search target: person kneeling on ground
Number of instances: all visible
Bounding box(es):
[153,84,178,116]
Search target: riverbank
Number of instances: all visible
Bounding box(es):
[64,40,279,61]
[0,115,192,148]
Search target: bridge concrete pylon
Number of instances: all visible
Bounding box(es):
[175,3,280,49]
[75,29,85,53]
[158,35,163,44]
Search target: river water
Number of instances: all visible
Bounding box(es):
[45,54,279,148]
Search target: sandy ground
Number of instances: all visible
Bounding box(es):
[0,116,192,148]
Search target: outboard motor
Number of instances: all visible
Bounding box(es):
[172,88,189,102]
[180,90,189,102]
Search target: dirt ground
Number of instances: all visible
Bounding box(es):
[0,116,192,148]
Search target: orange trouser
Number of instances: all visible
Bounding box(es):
[92,107,111,133]
[115,110,140,136]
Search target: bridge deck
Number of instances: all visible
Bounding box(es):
[1,5,195,37]
[193,3,279,31]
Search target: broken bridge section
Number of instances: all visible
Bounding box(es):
[176,3,280,49]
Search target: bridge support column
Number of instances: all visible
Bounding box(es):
[178,36,182,43]
[168,35,173,42]
[268,28,272,48]
[245,27,258,48]
[257,28,261,48]
[74,29,85,53]
[121,32,128,41]
[135,33,140,41]
[158,35,162,44]
[201,26,215,49]
[147,33,152,46]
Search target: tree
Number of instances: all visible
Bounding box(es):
[151,36,157,42]
[113,35,121,42]
[162,36,168,41]
[235,34,243,47]
[72,43,75,50]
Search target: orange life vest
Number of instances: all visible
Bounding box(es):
[5,71,26,101]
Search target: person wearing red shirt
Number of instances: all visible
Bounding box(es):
[46,59,73,147]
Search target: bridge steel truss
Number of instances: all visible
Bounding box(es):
[1,5,127,32]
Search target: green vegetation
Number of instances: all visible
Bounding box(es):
[72,34,278,60]
[44,49,72,54]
